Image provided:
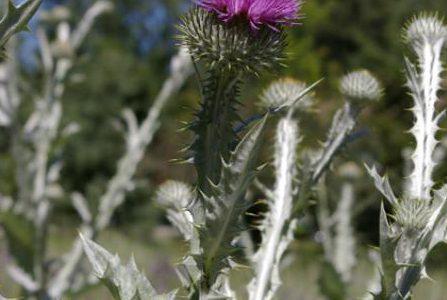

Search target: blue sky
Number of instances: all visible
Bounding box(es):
[17,0,190,69]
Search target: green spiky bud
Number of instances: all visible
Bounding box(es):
[179,7,286,74]
[340,70,382,103]
[260,78,314,110]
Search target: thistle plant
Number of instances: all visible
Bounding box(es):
[179,1,300,297]
[82,0,300,298]
[79,1,385,299]
[367,13,447,299]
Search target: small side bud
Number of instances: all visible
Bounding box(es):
[340,70,382,103]
[403,13,447,53]
[260,78,313,110]
[392,198,431,235]
[155,180,193,209]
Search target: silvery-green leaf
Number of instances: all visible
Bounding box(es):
[249,117,299,300]
[201,115,268,288]
[175,255,201,288]
[312,102,359,182]
[365,165,398,205]
[333,183,356,282]
[80,234,175,300]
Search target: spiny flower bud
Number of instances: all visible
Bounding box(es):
[340,70,382,103]
[260,78,313,110]
[155,180,193,209]
[179,7,287,74]
[392,197,431,234]
[403,13,447,53]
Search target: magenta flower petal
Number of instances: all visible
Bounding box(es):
[196,0,300,30]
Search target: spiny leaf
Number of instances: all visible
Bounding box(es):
[0,0,42,47]
[80,234,175,300]
[200,114,269,289]
[365,165,398,206]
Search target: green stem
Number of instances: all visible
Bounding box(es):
[192,70,240,195]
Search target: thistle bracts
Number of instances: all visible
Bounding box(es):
[180,7,286,74]
[367,14,447,299]
[404,13,447,201]
[260,78,314,111]
[180,6,286,194]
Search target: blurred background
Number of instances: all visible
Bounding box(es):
[1,0,447,299]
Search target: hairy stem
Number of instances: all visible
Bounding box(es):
[250,117,299,300]
[192,70,241,195]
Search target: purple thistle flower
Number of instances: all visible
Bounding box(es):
[196,0,300,30]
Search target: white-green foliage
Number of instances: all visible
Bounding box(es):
[332,167,359,283]
[367,13,447,299]
[404,14,446,201]
[318,163,360,286]
[246,72,380,300]
[248,79,307,300]
[0,0,42,48]
[80,234,177,300]
[78,5,385,300]
[312,70,381,183]
[248,117,300,300]
[199,115,268,292]
[0,2,192,299]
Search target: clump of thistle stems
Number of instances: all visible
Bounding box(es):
[0,2,192,299]
[248,72,380,300]
[367,13,447,299]
[80,3,384,299]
